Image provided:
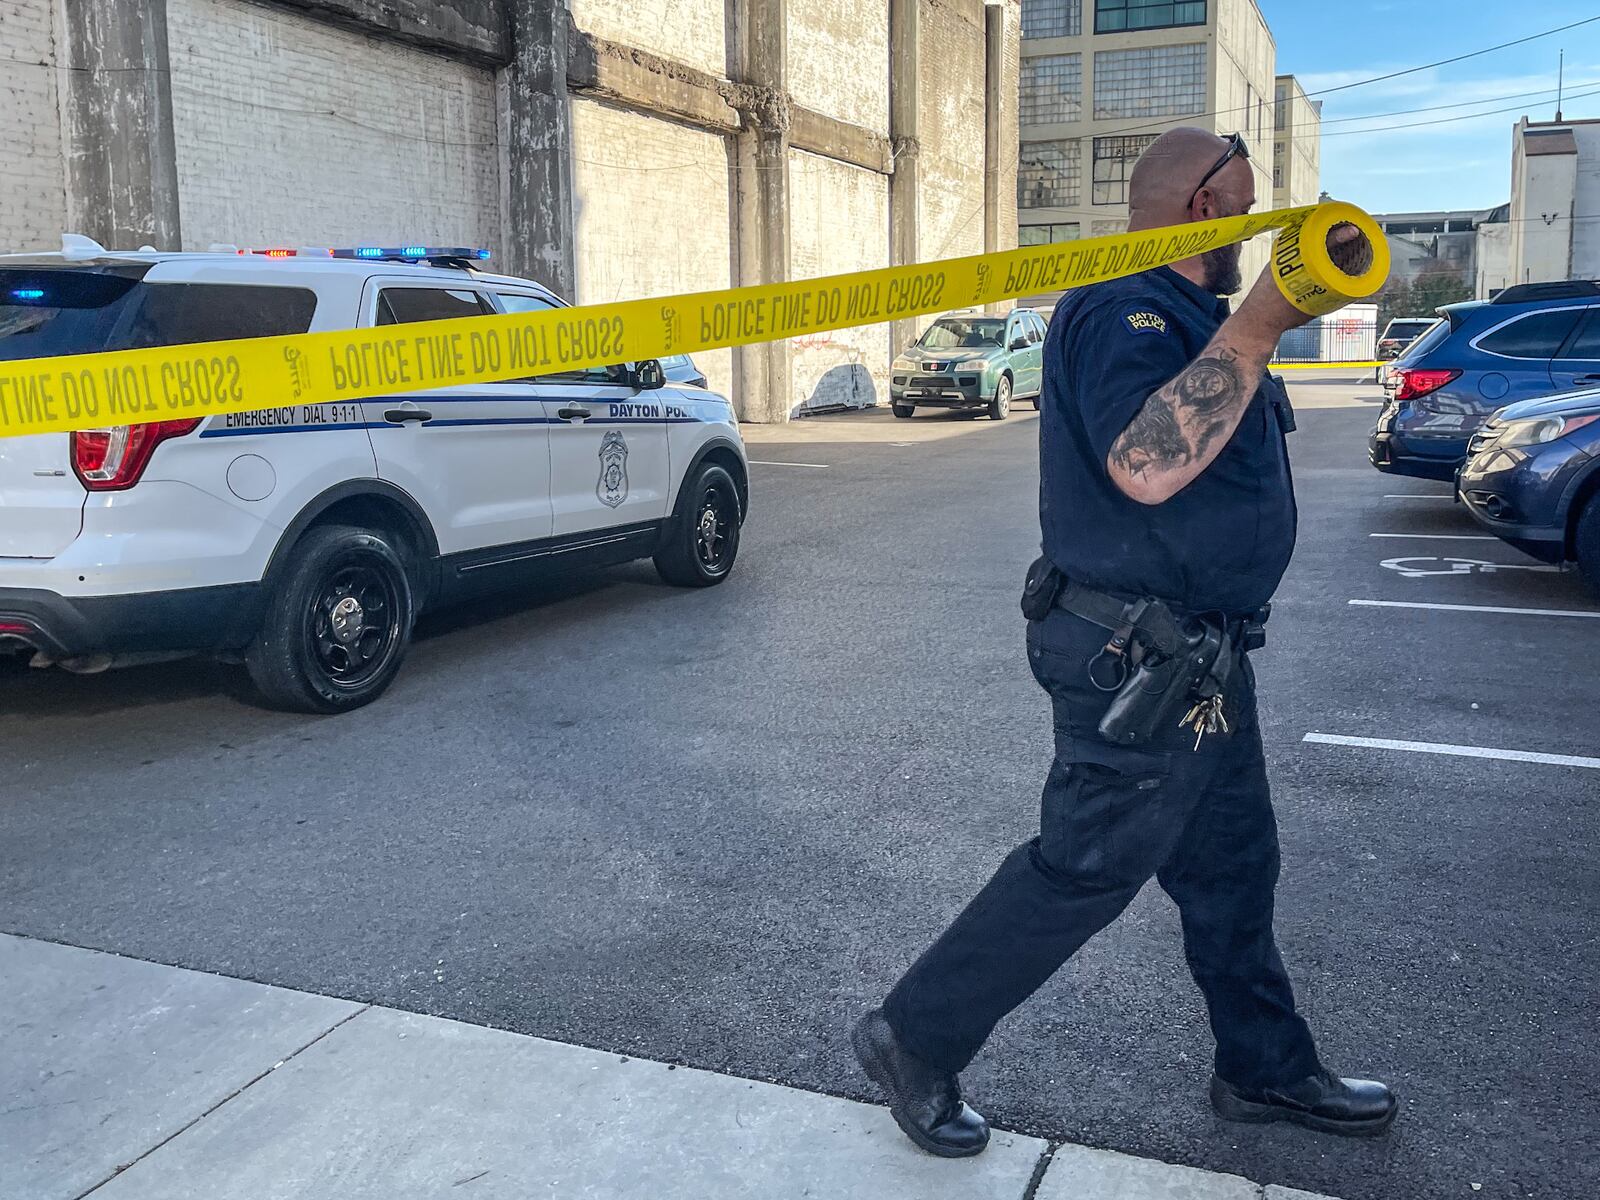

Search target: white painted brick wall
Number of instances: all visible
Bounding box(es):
[0,0,68,252]
[571,97,735,396]
[571,0,727,80]
[789,149,891,414]
[788,0,890,135]
[165,0,499,252]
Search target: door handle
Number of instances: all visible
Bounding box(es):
[557,406,592,421]
[1575,374,1600,383]
[383,408,432,423]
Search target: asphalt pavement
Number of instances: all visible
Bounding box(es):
[3,377,1597,1200]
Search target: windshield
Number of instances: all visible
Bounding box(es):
[917,317,1004,351]
[0,269,317,362]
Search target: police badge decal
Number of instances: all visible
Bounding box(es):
[597,430,629,508]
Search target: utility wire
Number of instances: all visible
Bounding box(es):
[1303,15,1600,101]
[1082,15,1600,141]
[1318,83,1600,138]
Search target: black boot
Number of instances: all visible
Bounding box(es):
[1211,1067,1398,1137]
[852,1009,990,1158]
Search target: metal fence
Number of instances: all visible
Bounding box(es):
[1274,303,1378,362]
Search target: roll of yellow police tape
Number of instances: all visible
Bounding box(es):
[1268,201,1390,318]
[0,201,1389,441]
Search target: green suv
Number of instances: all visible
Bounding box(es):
[889,309,1046,420]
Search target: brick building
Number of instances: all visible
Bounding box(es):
[0,0,1021,421]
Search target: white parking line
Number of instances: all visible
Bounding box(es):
[1304,733,1600,770]
[747,460,831,468]
[1369,532,1497,541]
[1349,599,1600,619]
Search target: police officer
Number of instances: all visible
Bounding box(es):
[852,127,1397,1157]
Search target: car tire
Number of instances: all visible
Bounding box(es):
[654,462,742,588]
[244,524,415,714]
[1576,496,1600,596]
[1032,396,1042,411]
[892,403,915,418]
[988,375,1012,420]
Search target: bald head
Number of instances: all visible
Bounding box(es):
[1125,126,1257,296]
[1127,127,1254,231]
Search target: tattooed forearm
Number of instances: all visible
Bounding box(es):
[1106,339,1269,505]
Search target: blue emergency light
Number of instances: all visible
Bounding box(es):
[10,288,46,301]
[329,246,492,263]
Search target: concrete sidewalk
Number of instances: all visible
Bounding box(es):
[1,933,1336,1200]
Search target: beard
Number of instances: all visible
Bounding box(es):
[1201,243,1243,296]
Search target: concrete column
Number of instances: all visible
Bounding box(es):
[983,2,1005,258]
[61,0,182,250]
[731,0,792,423]
[888,0,920,355]
[502,0,576,296]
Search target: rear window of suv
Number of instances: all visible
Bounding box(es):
[0,269,317,361]
[1475,308,1585,359]
[1394,318,1448,364]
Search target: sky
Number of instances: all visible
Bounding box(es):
[1255,1,1600,214]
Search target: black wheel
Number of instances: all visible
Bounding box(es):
[1576,496,1600,596]
[244,524,414,714]
[1031,396,1042,411]
[655,463,742,587]
[892,403,915,418]
[988,375,1012,420]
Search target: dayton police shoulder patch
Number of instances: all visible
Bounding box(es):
[1123,310,1169,337]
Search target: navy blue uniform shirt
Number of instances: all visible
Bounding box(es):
[1039,265,1297,615]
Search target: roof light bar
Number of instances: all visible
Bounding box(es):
[329,246,492,262]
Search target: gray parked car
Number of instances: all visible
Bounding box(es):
[890,309,1046,419]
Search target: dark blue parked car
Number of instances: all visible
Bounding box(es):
[1371,281,1600,481]
[1458,387,1600,594]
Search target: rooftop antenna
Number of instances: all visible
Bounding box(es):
[1557,48,1565,122]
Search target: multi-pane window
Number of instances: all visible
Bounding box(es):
[1019,222,1082,245]
[1094,0,1205,33]
[1272,141,1284,189]
[1020,55,1083,126]
[1091,134,1157,205]
[1274,82,1287,131]
[1022,0,1082,38]
[1092,44,1205,119]
[1019,140,1082,208]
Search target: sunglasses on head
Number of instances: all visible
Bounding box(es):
[1188,132,1251,211]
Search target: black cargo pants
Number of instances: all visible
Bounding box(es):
[882,607,1321,1090]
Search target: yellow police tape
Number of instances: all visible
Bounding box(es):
[0,201,1388,440]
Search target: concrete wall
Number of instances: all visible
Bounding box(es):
[1476,221,1513,298]
[1570,124,1600,281]
[789,0,889,134]
[788,150,891,414]
[1510,135,1579,287]
[571,97,736,395]
[569,0,727,80]
[166,0,500,251]
[918,0,987,266]
[0,2,68,251]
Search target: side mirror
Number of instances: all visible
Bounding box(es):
[633,359,666,391]
[1010,336,1029,351]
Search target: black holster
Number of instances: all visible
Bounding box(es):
[1097,620,1234,747]
[1021,556,1239,748]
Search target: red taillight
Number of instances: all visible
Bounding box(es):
[1393,368,1461,403]
[70,419,203,491]
[0,621,36,635]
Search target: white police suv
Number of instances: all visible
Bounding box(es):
[0,238,748,713]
